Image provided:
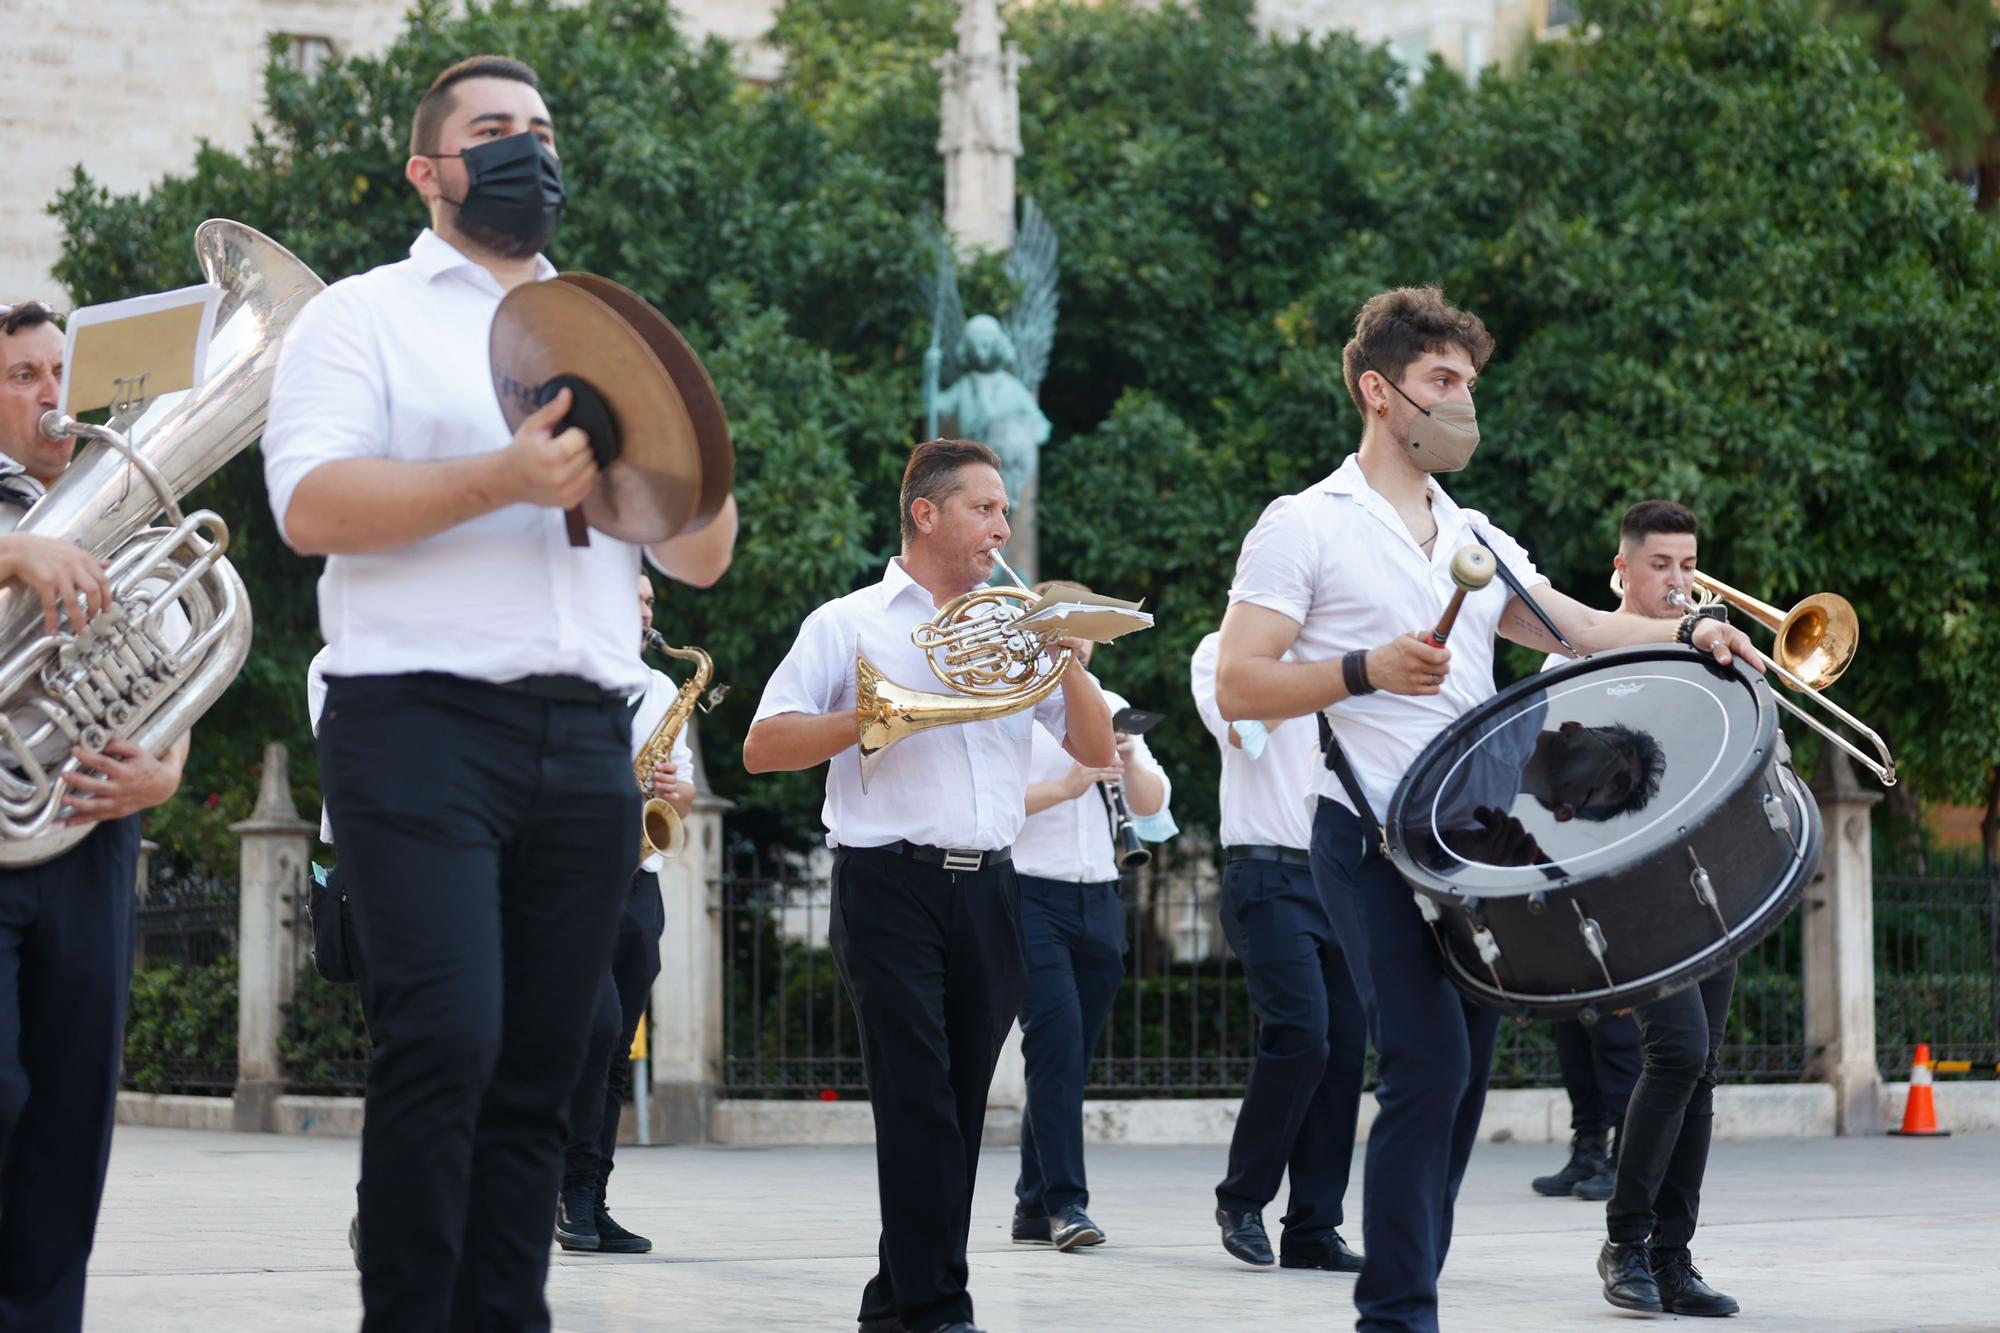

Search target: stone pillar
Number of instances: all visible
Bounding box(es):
[649,717,731,1143]
[231,743,314,1133]
[935,0,1025,255]
[1804,748,1885,1135]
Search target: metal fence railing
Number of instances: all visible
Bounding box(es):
[1875,855,1999,1079]
[714,837,1815,1100]
[124,870,239,1094]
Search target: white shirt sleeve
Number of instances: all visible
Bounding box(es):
[306,648,330,735]
[1467,514,1549,592]
[1188,632,1230,748]
[1031,660,1072,752]
[1125,724,1171,811]
[261,285,392,550]
[752,603,851,723]
[1227,495,1318,625]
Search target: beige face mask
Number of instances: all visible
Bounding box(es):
[1379,370,1481,472]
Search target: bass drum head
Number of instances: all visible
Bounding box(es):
[1385,645,1822,1018]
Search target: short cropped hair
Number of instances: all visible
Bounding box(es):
[410,55,542,156]
[1619,499,1699,546]
[900,438,1002,546]
[1340,286,1494,420]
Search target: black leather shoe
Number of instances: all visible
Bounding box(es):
[1533,1130,1609,1196]
[1279,1229,1363,1272]
[1011,1209,1051,1245]
[1050,1204,1106,1251]
[857,1320,905,1333]
[1598,1239,1662,1311]
[1216,1207,1274,1267]
[923,1324,985,1333]
[555,1187,600,1252]
[1653,1247,1740,1316]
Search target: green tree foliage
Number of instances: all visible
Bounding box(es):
[1824,0,2000,207]
[47,0,2000,850]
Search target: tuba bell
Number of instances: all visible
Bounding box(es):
[0,220,324,863]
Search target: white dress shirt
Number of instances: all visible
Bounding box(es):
[309,647,693,862]
[263,229,647,695]
[1227,453,1546,823]
[752,557,1069,851]
[1189,631,1317,851]
[1014,685,1170,883]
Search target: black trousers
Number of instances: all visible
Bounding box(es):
[1013,874,1126,1219]
[830,845,1025,1333]
[1551,1011,1641,1135]
[564,867,666,1192]
[0,816,140,1333]
[1314,800,1498,1333]
[1607,963,1735,1249]
[319,673,638,1333]
[1215,855,1366,1244]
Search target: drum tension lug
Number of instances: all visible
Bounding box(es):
[1761,790,1791,834]
[1685,846,1731,937]
[1411,892,1440,924]
[1526,890,1548,916]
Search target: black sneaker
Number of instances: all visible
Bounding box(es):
[1532,1131,1609,1197]
[1010,1210,1051,1245]
[1573,1127,1619,1201]
[594,1203,652,1255]
[555,1187,600,1252]
[1049,1204,1105,1251]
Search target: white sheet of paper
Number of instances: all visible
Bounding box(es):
[58,282,222,417]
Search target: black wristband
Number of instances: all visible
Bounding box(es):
[1342,649,1376,697]
[1675,612,1702,647]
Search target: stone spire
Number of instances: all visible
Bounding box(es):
[934,0,1026,254]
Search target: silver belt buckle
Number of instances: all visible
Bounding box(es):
[942,849,983,873]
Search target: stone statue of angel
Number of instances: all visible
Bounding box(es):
[919,199,1059,578]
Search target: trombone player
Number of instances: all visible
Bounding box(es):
[744,438,1114,1333]
[0,299,190,1331]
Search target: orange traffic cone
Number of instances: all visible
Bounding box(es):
[1887,1042,1951,1137]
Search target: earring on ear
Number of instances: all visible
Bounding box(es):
[1377,403,1388,417]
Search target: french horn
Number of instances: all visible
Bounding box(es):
[0,220,323,862]
[855,549,1070,789]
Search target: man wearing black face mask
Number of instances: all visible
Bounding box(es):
[1214,287,1760,1333]
[263,54,737,1333]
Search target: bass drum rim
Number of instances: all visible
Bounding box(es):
[1428,763,1823,1021]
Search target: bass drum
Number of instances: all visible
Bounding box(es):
[1383,645,1822,1022]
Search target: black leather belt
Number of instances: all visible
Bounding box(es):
[858,841,1013,873]
[491,673,618,704]
[1224,844,1312,869]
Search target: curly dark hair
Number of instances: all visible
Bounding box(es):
[1340,286,1494,420]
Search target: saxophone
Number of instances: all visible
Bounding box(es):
[635,628,715,863]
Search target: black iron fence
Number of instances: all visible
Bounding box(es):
[715,838,1813,1099]
[1874,854,1999,1079]
[124,869,239,1094]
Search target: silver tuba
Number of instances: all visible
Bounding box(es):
[0,220,324,864]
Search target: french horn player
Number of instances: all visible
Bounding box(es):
[744,438,1144,1333]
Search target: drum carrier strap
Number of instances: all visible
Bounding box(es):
[1315,529,1576,961]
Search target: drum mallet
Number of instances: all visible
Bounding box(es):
[1425,547,1498,648]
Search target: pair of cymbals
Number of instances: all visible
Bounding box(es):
[490,274,732,545]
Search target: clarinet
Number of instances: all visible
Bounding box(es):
[1100,777,1152,870]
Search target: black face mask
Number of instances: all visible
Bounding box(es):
[430,132,566,259]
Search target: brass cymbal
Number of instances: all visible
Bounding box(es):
[489,275,732,545]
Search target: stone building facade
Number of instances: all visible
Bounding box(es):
[1,0,1569,302]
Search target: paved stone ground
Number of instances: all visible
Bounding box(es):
[86,1126,1997,1332]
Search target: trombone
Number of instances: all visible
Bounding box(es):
[1615,567,1896,785]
